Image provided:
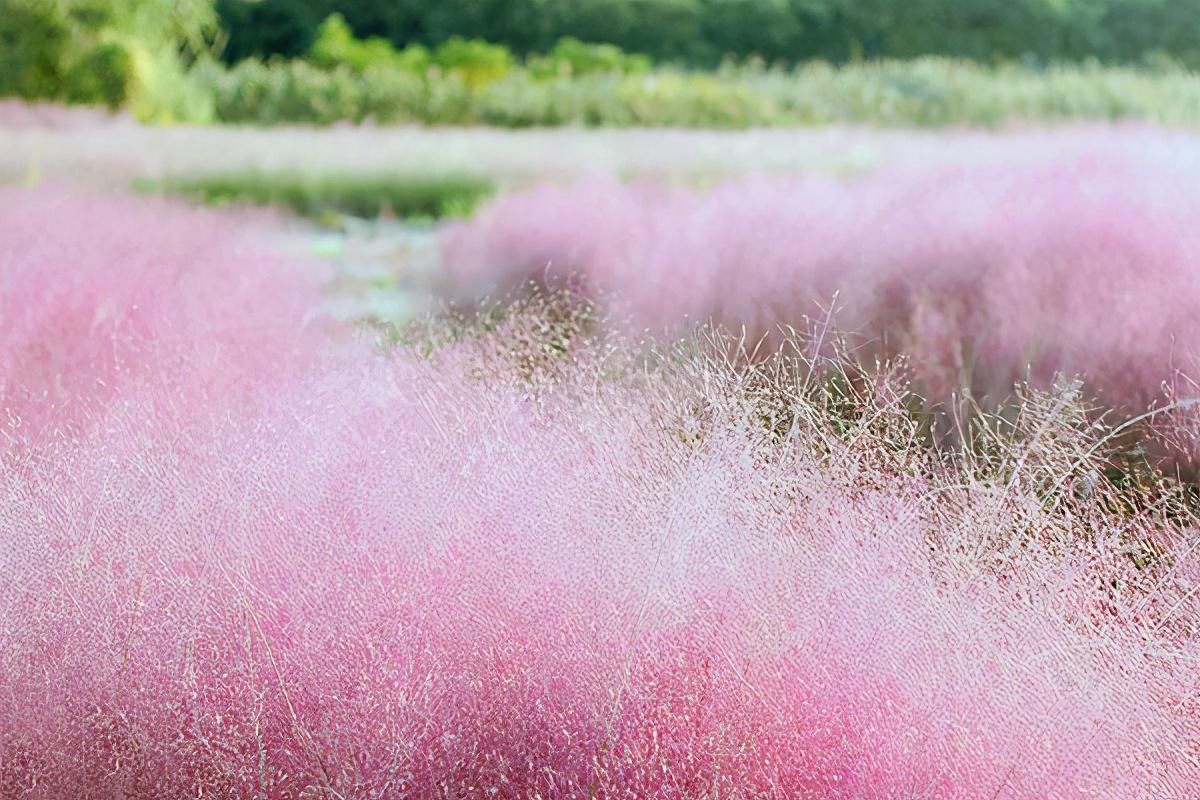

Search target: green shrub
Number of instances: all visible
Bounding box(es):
[418,70,475,124]
[475,71,613,126]
[391,43,434,75]
[0,0,219,121]
[617,72,777,127]
[310,13,413,73]
[358,65,426,122]
[62,41,133,109]
[198,58,361,124]
[119,41,214,123]
[475,72,564,127]
[432,37,513,88]
[0,1,71,100]
[527,37,651,79]
[308,14,515,93]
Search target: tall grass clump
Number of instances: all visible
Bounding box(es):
[1,188,1199,796]
[442,127,1200,447]
[0,188,324,450]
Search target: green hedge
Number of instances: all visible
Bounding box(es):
[192,55,1200,129]
[187,7,1200,129]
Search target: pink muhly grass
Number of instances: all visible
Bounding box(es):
[1,189,1198,797]
[441,129,1200,428]
[3,333,1199,794]
[0,188,326,450]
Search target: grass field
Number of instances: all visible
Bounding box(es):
[2,106,1199,797]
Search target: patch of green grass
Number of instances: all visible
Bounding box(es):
[135,171,495,221]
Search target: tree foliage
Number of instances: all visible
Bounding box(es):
[0,0,218,117]
[214,0,1200,68]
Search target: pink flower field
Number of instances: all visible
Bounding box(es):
[442,127,1200,433]
[0,189,325,453]
[4,129,1200,798]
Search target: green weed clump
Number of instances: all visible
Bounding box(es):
[136,170,494,220]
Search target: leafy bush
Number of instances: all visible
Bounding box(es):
[528,36,651,78]
[475,69,782,129]
[197,57,366,124]
[309,12,421,73]
[123,41,217,124]
[475,72,636,127]
[308,16,512,88]
[616,72,778,127]
[431,36,514,88]
[61,41,133,109]
[356,64,427,122]
[0,0,219,121]
[0,0,71,100]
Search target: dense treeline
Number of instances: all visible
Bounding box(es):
[217,0,1200,68]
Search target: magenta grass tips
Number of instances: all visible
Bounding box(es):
[1,184,1199,797]
[442,127,1200,442]
[0,188,325,450]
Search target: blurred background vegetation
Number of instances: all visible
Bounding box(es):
[5,0,1200,127]
[0,0,218,120]
[214,0,1200,68]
